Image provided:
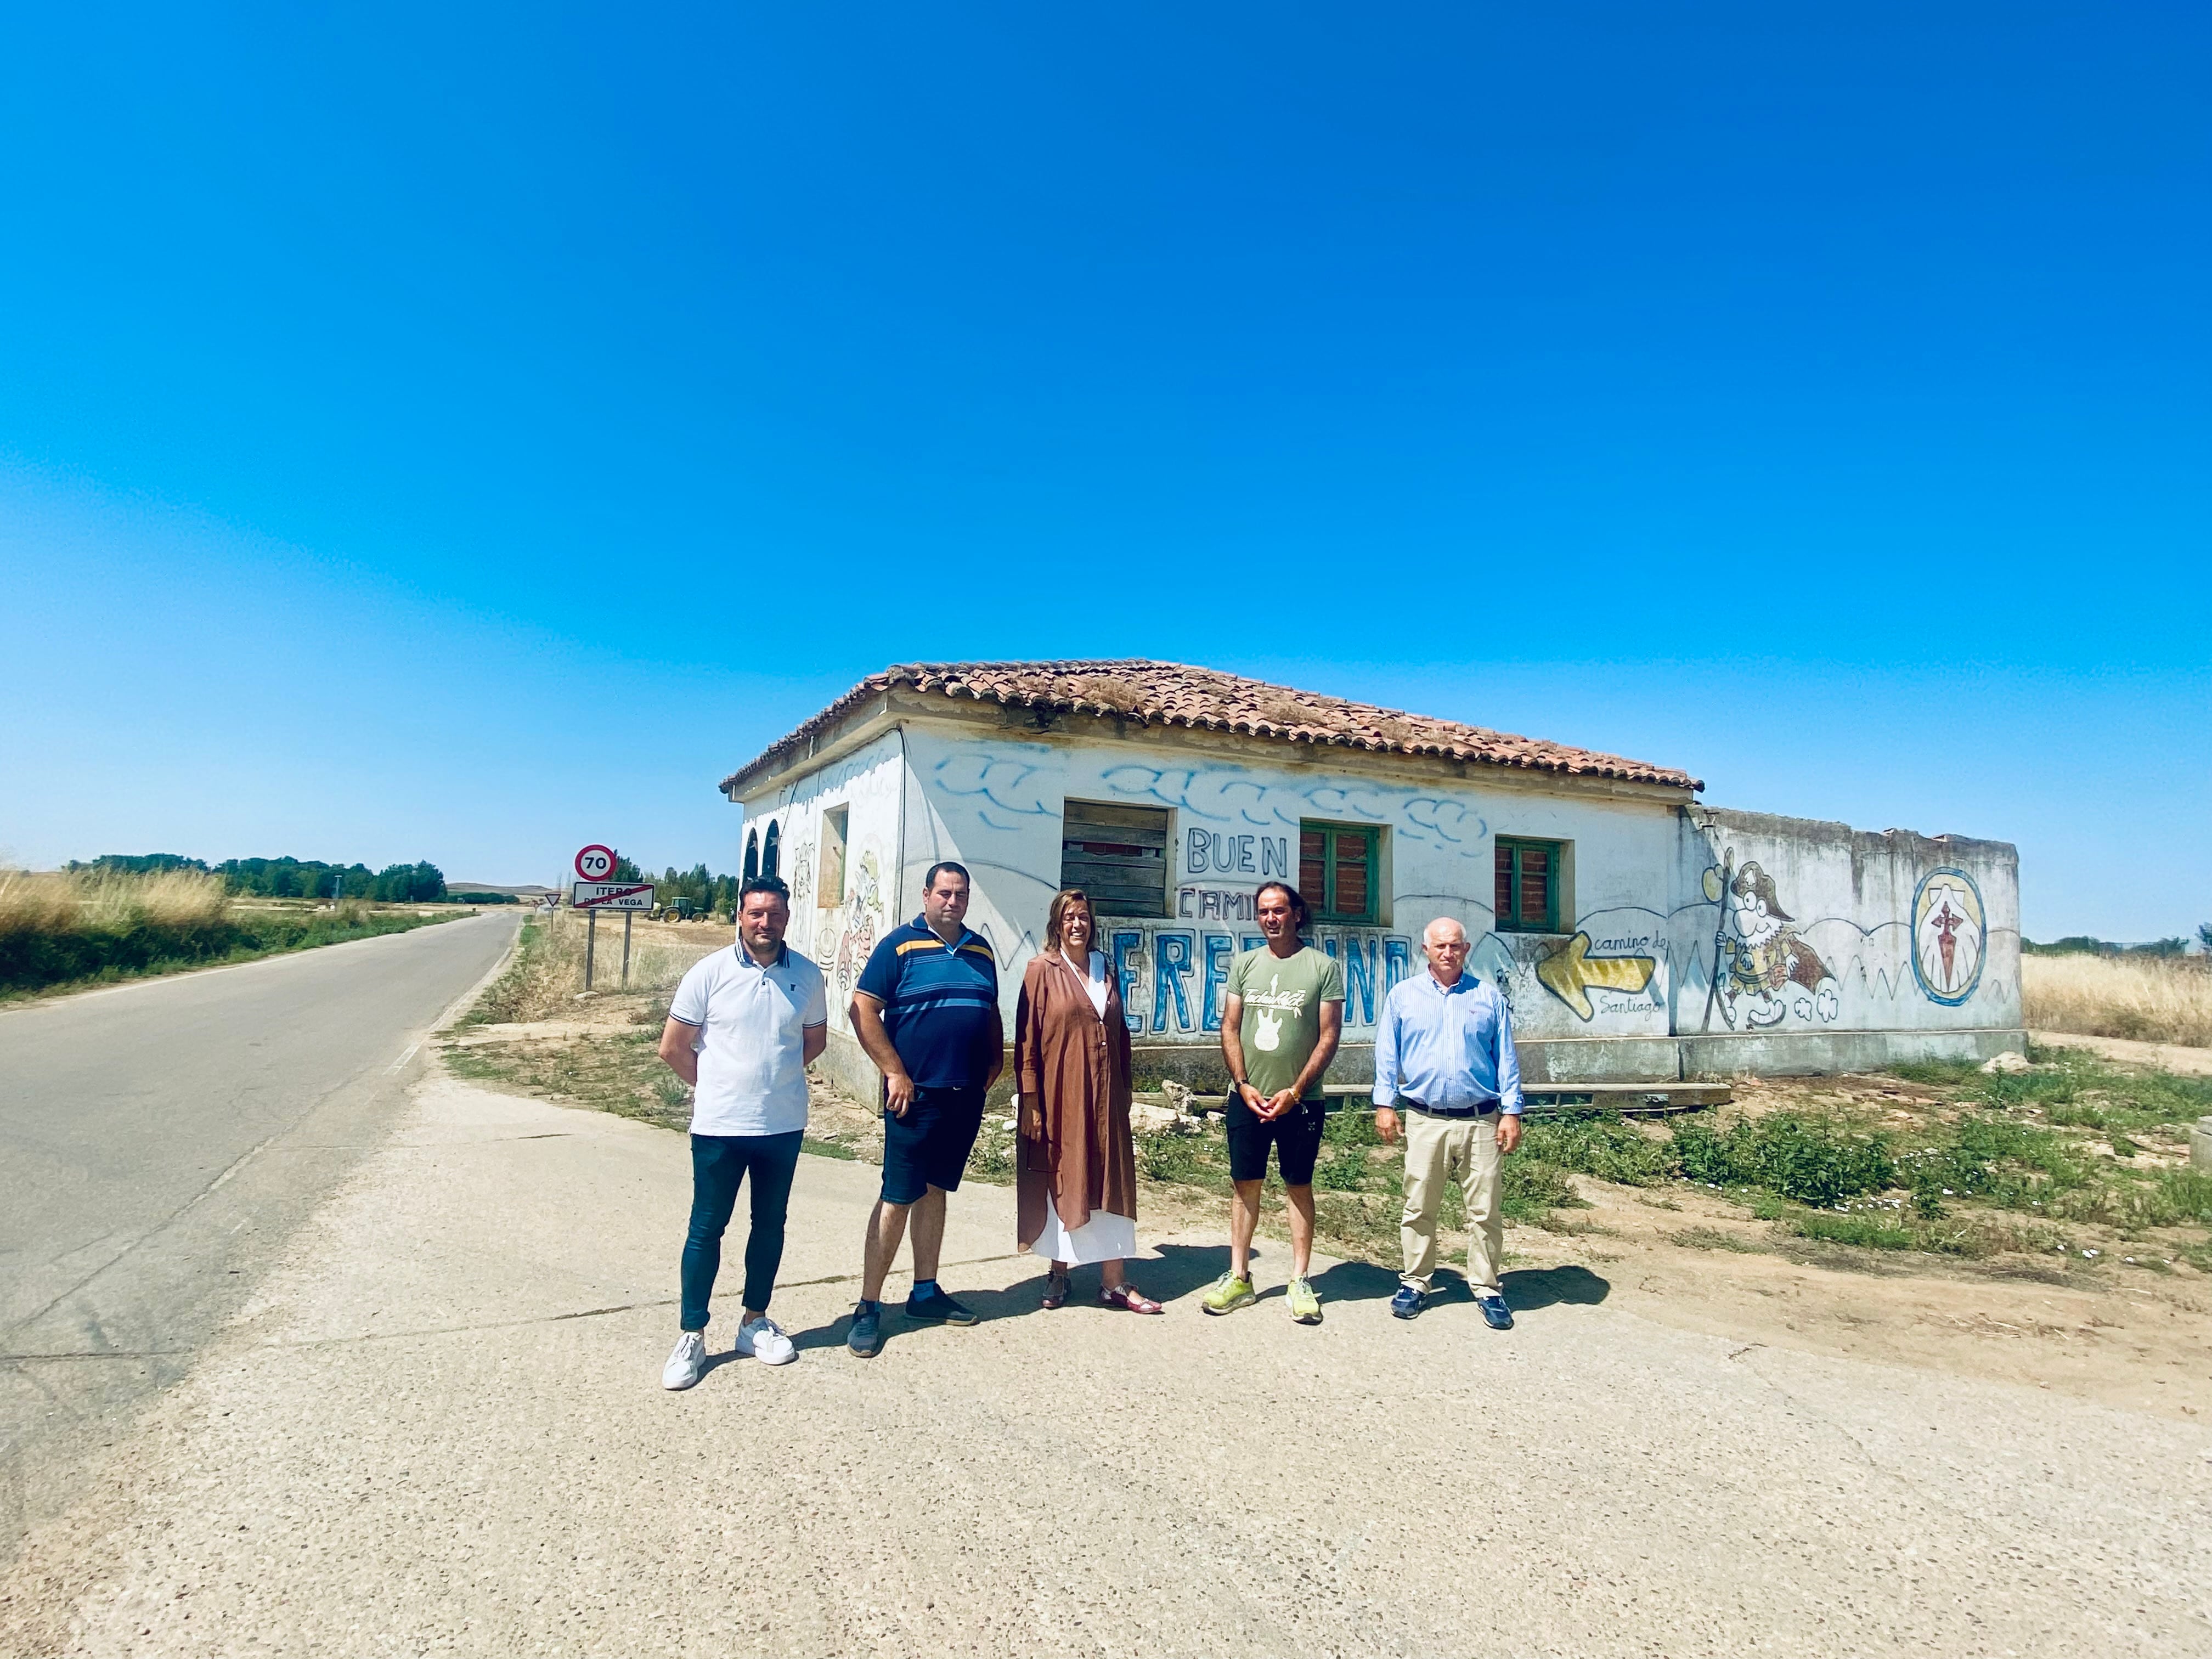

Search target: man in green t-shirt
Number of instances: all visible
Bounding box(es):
[1205,881,1344,1323]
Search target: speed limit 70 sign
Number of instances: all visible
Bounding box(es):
[574,844,616,882]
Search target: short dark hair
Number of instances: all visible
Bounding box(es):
[1254,881,1309,927]
[922,861,970,895]
[738,876,791,905]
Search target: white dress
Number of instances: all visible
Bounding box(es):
[1026,949,1138,1267]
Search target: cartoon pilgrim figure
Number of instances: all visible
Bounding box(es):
[1719,861,1841,1028]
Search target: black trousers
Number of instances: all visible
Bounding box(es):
[680,1130,803,1329]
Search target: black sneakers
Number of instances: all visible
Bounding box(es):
[904,1285,979,1325]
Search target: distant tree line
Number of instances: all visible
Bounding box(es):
[2024,928,2212,958]
[72,854,448,903]
[605,854,743,917]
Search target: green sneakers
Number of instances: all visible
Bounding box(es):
[1201,1271,1257,1314]
[1199,1271,1322,1321]
[1201,1272,1322,1321]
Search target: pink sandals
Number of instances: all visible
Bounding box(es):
[1042,1268,1071,1309]
[1100,1284,1164,1315]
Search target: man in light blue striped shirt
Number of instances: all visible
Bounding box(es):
[1372,916,1522,1329]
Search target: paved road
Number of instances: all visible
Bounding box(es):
[0,911,519,1565]
[6,1066,2207,1657]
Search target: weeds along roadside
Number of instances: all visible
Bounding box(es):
[0,866,464,998]
[459,907,717,1024]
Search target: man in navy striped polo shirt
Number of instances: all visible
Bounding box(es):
[845,861,1003,1356]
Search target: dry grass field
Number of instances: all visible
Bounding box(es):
[0,865,230,934]
[2024,952,2212,1049]
[0,866,458,996]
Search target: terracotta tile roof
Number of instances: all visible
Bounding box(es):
[719,659,1701,795]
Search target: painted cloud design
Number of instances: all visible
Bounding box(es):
[933,750,1056,825]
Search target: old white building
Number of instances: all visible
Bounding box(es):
[720,661,2022,1105]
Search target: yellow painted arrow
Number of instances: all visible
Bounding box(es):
[1536,931,1658,1021]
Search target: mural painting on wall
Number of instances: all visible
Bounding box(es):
[1911,867,1986,1006]
[1534,932,1659,1021]
[1104,925,1414,1037]
[786,839,813,907]
[825,847,887,1005]
[1700,855,1841,1029]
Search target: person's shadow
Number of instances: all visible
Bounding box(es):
[1499,1264,1611,1310]
[772,1257,1613,1358]
[780,1243,1242,1353]
[1306,1257,1400,1305]
[958,1241,1243,1317]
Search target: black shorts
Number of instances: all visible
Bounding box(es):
[1224,1095,1328,1186]
[881,1085,988,1205]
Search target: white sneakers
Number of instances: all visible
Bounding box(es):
[661,1330,706,1390]
[736,1314,796,1365]
[661,1318,796,1389]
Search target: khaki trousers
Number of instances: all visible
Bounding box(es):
[1399,1109,1502,1294]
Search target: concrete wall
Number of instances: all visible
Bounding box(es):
[1667,808,2022,1079]
[738,729,908,1104]
[738,714,2024,1098]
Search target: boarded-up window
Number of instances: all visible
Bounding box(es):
[1494,837,1561,932]
[819,806,848,907]
[1060,801,1170,917]
[1299,821,1379,924]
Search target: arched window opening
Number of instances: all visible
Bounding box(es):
[762,821,781,879]
[743,829,759,881]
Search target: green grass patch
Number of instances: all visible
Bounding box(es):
[1662,1047,2212,1262]
[1501,1158,1587,1223]
[1786,1212,1925,1251]
[1897,1046,2212,1135]
[1671,1114,1897,1207]
[1522,1110,1669,1186]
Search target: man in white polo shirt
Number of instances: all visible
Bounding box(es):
[656,874,828,1390]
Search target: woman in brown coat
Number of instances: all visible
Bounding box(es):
[1013,888,1162,1312]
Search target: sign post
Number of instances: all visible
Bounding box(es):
[571,851,654,995]
[572,848,653,995]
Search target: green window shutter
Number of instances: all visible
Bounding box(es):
[1494,837,1561,932]
[1297,821,1379,924]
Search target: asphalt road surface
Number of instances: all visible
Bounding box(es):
[0,911,519,1566]
[6,1065,2208,1657]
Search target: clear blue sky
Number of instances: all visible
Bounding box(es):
[2,4,2204,939]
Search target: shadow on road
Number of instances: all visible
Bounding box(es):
[1308,1258,1401,1304]
[1500,1263,1611,1310]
